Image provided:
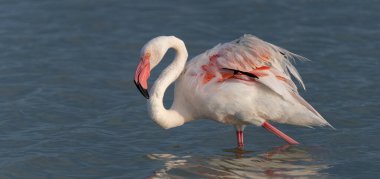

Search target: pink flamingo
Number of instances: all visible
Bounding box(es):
[134,35,332,148]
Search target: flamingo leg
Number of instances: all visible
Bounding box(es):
[261,121,299,145]
[236,130,244,148]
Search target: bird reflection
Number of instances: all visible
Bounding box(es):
[147,145,329,178]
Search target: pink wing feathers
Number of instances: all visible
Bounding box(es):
[198,34,330,127]
[202,34,305,95]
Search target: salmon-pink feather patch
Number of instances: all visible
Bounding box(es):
[255,66,270,70]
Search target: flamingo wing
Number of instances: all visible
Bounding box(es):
[203,35,304,95]
[196,34,330,127]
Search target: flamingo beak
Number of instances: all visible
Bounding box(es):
[134,54,151,99]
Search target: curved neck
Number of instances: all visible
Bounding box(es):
[148,37,189,129]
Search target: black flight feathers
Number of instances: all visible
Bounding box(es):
[221,68,259,79]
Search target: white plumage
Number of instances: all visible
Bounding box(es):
[134,35,332,148]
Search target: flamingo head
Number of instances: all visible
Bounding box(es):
[134,37,169,99]
[134,36,181,99]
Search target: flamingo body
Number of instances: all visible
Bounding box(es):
[134,35,331,148]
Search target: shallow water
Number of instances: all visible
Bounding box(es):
[0,0,379,178]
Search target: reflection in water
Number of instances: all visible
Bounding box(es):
[147,145,329,178]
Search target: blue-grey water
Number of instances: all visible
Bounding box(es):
[0,0,379,178]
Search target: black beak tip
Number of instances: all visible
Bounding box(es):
[134,80,150,99]
[141,89,149,99]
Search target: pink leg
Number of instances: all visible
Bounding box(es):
[262,121,299,145]
[236,130,244,148]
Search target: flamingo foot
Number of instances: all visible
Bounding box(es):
[261,121,299,145]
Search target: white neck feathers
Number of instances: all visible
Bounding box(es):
[147,36,189,129]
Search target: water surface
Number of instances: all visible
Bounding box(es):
[0,0,379,178]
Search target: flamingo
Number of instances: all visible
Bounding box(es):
[134,35,332,148]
